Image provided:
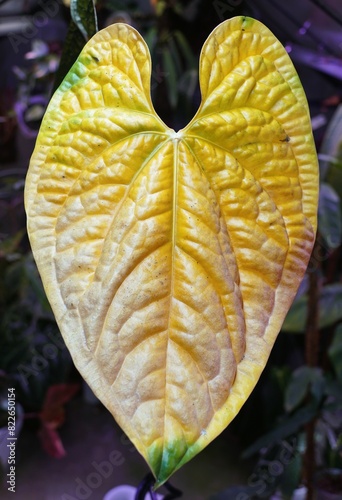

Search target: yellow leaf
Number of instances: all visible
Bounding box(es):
[25,17,318,486]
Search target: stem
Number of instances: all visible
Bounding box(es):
[304,240,320,500]
[135,473,157,500]
[135,473,182,500]
[305,254,320,369]
[304,419,316,500]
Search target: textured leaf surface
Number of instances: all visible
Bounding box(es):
[25,17,318,485]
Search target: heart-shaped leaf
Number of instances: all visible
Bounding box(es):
[25,17,318,485]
